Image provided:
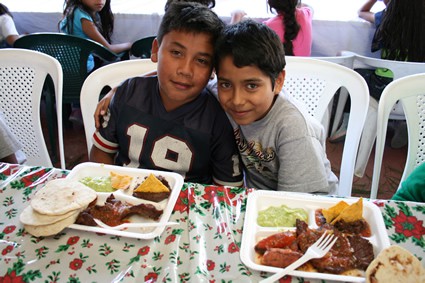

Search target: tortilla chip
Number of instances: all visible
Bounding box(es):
[110,171,133,190]
[134,174,170,193]
[322,201,349,223]
[332,198,363,224]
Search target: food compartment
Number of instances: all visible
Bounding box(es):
[66,162,184,239]
[240,190,390,282]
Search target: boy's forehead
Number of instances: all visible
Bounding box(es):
[161,30,215,53]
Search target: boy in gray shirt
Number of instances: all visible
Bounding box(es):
[213,20,338,193]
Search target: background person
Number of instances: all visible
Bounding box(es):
[60,0,131,72]
[0,3,19,48]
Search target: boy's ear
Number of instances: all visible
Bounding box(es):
[273,70,286,94]
[150,38,159,63]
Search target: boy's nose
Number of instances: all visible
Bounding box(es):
[230,88,245,106]
[177,60,193,78]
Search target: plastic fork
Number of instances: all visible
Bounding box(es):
[259,232,338,283]
[93,218,179,230]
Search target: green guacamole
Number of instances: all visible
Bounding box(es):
[79,176,114,192]
[257,205,308,227]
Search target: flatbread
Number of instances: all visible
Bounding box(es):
[20,205,77,226]
[366,245,425,283]
[24,209,81,237]
[31,179,97,216]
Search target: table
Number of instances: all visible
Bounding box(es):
[1,162,424,282]
[3,0,383,57]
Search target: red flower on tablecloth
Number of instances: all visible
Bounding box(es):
[0,270,25,283]
[144,272,158,282]
[1,245,13,256]
[206,259,215,271]
[228,242,239,253]
[165,234,176,244]
[137,246,150,256]
[278,275,292,283]
[67,236,80,245]
[2,225,16,234]
[69,258,84,270]
[174,189,189,213]
[393,211,425,239]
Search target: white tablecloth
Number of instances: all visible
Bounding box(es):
[4,0,384,57]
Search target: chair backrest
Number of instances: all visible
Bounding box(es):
[80,59,157,155]
[370,73,425,199]
[310,54,356,136]
[343,51,425,119]
[0,48,65,169]
[284,57,370,197]
[14,32,123,102]
[130,36,156,59]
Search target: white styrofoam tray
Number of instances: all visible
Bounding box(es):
[240,190,390,282]
[66,162,184,239]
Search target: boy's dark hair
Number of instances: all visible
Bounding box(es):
[214,20,286,87]
[61,0,114,43]
[156,2,224,48]
[164,0,216,11]
[267,0,300,56]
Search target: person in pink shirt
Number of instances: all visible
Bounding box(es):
[263,0,313,56]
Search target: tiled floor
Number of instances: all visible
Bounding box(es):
[46,108,407,200]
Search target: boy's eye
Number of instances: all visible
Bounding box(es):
[246,83,258,90]
[197,58,210,66]
[170,50,182,56]
[219,81,231,89]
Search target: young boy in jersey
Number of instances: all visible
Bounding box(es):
[213,20,338,193]
[91,2,243,187]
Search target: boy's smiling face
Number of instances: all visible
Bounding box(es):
[217,56,285,125]
[151,30,214,112]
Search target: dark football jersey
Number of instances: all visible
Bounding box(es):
[94,76,243,186]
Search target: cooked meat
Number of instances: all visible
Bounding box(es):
[132,191,170,202]
[75,194,163,227]
[255,219,375,274]
[261,248,303,268]
[348,234,374,270]
[255,231,298,255]
[334,219,371,237]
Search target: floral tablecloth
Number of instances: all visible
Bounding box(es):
[0,163,424,283]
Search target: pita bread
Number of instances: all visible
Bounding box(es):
[31,179,97,216]
[366,245,425,283]
[20,205,77,226]
[24,209,81,237]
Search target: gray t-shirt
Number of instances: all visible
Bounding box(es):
[230,91,338,193]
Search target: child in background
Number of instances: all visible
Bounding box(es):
[0,112,25,164]
[0,3,19,48]
[91,2,243,187]
[213,20,337,193]
[392,163,425,203]
[358,0,389,26]
[263,0,313,56]
[60,0,131,71]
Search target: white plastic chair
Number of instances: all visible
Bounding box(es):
[310,54,355,136]
[80,59,157,155]
[341,51,425,178]
[370,73,425,199]
[0,49,65,169]
[284,57,370,197]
